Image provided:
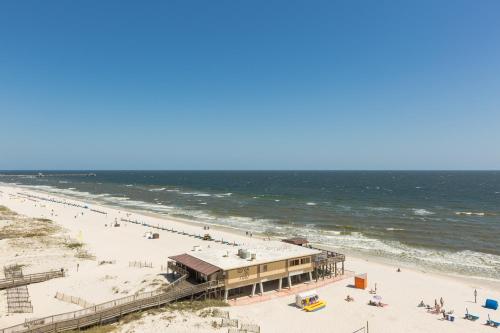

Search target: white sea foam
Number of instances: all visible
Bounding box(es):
[366,206,393,212]
[112,197,130,201]
[194,193,211,197]
[18,183,500,282]
[125,184,133,187]
[215,193,232,198]
[455,211,486,216]
[149,188,165,192]
[412,208,434,216]
[306,202,317,206]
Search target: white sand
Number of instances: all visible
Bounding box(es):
[0,184,498,332]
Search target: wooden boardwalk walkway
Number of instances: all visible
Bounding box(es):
[0,272,221,333]
[0,271,64,290]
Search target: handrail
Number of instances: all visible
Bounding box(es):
[0,271,64,290]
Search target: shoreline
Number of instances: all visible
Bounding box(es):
[4,182,499,292]
[1,183,499,332]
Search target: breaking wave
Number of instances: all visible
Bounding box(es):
[412,208,434,216]
[8,182,500,282]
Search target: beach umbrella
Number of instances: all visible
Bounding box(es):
[373,295,382,302]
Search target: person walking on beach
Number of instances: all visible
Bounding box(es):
[474,289,478,303]
[440,297,444,308]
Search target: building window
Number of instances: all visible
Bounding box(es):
[290,257,310,267]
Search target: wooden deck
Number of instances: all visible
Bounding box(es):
[312,247,346,279]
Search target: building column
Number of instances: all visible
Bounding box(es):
[278,278,282,291]
[251,283,256,297]
[287,275,292,289]
[308,271,313,282]
[259,281,264,295]
[224,289,229,301]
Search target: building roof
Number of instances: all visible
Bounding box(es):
[282,237,309,246]
[185,240,321,271]
[168,253,221,276]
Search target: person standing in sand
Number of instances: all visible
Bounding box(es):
[440,297,444,308]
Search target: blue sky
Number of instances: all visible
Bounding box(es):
[1,0,499,170]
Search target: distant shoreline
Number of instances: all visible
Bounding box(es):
[3,182,499,292]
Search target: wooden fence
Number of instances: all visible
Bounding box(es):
[55,292,94,308]
[0,271,64,290]
[240,323,260,333]
[6,286,32,313]
[128,261,153,269]
[0,274,221,333]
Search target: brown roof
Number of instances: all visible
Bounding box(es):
[169,253,221,276]
[282,237,309,246]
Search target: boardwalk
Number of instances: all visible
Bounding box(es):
[0,273,221,333]
[0,271,64,290]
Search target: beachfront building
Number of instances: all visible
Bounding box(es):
[167,240,345,300]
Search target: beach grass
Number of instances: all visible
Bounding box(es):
[0,214,59,239]
[65,299,228,332]
[65,241,84,249]
[69,326,116,333]
[165,299,229,312]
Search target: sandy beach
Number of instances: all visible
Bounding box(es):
[1,183,499,333]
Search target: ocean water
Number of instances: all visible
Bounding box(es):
[1,171,499,280]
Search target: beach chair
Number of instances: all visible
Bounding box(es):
[487,315,500,328]
[465,308,480,321]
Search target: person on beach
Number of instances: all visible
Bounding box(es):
[474,289,478,303]
[440,297,444,308]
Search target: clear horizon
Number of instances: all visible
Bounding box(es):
[1,169,500,172]
[1,1,499,170]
